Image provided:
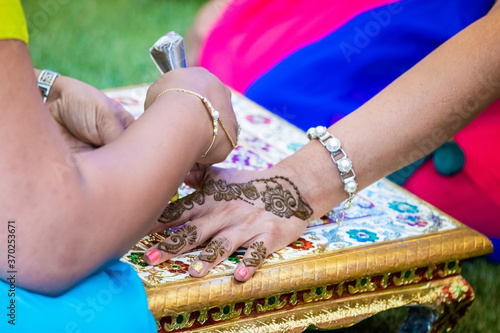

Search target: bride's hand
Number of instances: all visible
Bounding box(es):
[143,164,316,282]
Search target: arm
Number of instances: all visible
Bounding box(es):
[287,3,500,216]
[0,41,236,295]
[143,6,500,280]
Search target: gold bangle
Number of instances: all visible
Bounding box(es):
[218,117,238,149]
[154,88,238,156]
[201,133,217,158]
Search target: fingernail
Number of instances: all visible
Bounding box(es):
[191,261,203,274]
[237,267,248,278]
[146,250,161,264]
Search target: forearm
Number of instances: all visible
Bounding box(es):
[78,94,212,255]
[279,9,500,217]
[0,42,213,294]
[41,95,211,290]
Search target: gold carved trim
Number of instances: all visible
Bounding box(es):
[348,276,377,294]
[393,268,420,286]
[303,285,334,303]
[147,224,491,318]
[158,262,462,331]
[183,276,469,333]
[212,303,242,321]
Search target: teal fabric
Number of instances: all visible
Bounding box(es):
[387,155,430,186]
[1,261,156,333]
[432,142,465,176]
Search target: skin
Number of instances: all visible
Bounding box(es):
[0,40,238,295]
[34,68,136,152]
[145,3,500,281]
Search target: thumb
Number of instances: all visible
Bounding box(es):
[184,164,213,189]
[98,102,135,145]
[183,165,229,189]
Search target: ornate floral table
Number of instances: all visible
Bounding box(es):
[106,86,492,333]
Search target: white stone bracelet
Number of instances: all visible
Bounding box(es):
[307,126,358,206]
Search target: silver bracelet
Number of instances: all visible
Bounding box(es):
[37,69,60,103]
[307,126,358,205]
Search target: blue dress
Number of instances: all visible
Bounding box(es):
[1,261,157,332]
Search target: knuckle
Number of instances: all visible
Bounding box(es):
[266,223,282,238]
[214,235,233,252]
[191,225,204,243]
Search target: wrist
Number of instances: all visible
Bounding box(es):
[149,91,214,161]
[273,143,346,220]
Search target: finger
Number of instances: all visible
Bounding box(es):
[144,212,227,266]
[143,222,200,265]
[183,165,228,189]
[148,189,211,233]
[121,107,135,129]
[188,232,247,277]
[183,163,211,190]
[98,100,135,145]
[55,123,94,153]
[234,237,272,282]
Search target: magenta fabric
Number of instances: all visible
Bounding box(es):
[404,101,500,238]
[200,0,402,92]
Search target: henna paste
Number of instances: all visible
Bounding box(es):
[198,239,226,263]
[157,225,198,255]
[158,190,205,224]
[252,176,313,220]
[158,176,313,224]
[203,179,260,202]
[242,241,267,267]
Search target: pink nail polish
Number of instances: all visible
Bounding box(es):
[146,250,161,263]
[238,267,248,278]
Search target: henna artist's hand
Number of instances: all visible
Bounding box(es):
[145,67,238,165]
[45,73,135,153]
[143,165,315,282]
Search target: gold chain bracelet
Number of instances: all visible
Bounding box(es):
[155,88,238,157]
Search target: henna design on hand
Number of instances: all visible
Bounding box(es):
[252,176,314,220]
[157,225,198,255]
[198,239,226,263]
[159,190,205,224]
[260,183,296,218]
[158,176,313,224]
[242,241,267,267]
[203,179,260,203]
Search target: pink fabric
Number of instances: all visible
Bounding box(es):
[200,0,402,92]
[404,101,500,238]
[455,100,500,207]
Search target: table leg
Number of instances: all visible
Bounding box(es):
[398,277,474,333]
[429,277,475,333]
[398,307,438,333]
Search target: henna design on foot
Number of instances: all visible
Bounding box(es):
[242,241,267,267]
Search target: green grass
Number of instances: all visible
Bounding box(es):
[22,0,206,89]
[21,1,499,331]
